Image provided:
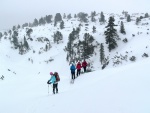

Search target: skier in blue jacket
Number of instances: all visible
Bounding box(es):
[49,72,58,94]
[70,62,76,81]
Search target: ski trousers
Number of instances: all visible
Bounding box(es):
[53,83,58,94]
[71,71,75,80]
[77,69,81,76]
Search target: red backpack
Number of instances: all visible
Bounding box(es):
[54,72,60,82]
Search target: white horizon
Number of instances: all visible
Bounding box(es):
[0,0,149,30]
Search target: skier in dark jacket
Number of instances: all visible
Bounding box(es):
[82,60,87,72]
[70,62,76,80]
[76,61,82,76]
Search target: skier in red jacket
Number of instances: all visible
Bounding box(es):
[82,60,87,72]
[76,61,82,77]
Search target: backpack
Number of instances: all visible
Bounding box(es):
[71,65,75,70]
[54,72,60,82]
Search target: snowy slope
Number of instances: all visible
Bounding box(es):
[0,12,150,113]
[0,56,150,113]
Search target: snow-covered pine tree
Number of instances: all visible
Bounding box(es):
[67,14,72,20]
[74,14,77,18]
[19,42,24,55]
[8,30,12,36]
[45,44,48,52]
[39,17,46,25]
[45,15,52,23]
[145,13,149,18]
[17,25,20,29]
[92,26,96,33]
[26,28,33,38]
[104,16,118,52]
[54,20,57,27]
[12,30,19,49]
[136,17,141,25]
[63,13,66,19]
[100,43,105,64]
[54,13,62,23]
[99,11,105,24]
[53,31,63,44]
[67,33,74,60]
[12,35,19,49]
[0,32,2,41]
[127,14,131,22]
[77,12,88,23]
[120,21,126,34]
[82,33,94,59]
[4,32,7,36]
[91,11,96,22]
[12,26,16,31]
[23,36,30,51]
[22,23,28,28]
[60,21,65,29]
[34,18,39,26]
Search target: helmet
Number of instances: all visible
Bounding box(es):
[50,72,53,75]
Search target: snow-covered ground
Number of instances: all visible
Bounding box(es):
[0,54,150,113]
[0,12,150,113]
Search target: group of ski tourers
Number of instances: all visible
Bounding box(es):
[47,60,88,94]
[70,59,88,81]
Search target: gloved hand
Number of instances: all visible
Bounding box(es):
[47,80,51,84]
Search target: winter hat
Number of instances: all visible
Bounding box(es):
[50,72,53,75]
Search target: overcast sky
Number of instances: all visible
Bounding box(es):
[0,0,149,30]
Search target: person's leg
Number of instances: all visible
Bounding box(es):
[84,67,87,72]
[53,84,55,94]
[77,70,79,77]
[83,67,85,72]
[71,72,73,80]
[56,83,58,93]
[79,69,81,75]
[73,72,75,79]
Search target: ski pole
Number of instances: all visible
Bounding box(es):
[48,84,49,95]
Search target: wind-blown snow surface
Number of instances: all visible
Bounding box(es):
[1,13,150,113]
[0,39,150,113]
[0,56,150,113]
